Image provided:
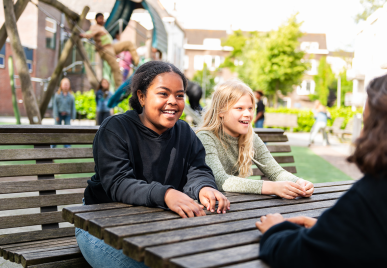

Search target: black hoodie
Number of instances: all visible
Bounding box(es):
[84,110,218,208]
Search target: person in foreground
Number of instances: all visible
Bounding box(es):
[197,80,314,199]
[76,61,229,268]
[256,74,387,268]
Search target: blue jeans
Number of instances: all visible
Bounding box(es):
[75,228,148,268]
[53,114,71,148]
[255,118,264,128]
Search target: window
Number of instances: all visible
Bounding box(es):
[45,17,57,49]
[301,42,319,51]
[297,80,316,95]
[0,45,5,68]
[306,59,318,75]
[23,47,33,73]
[27,60,33,73]
[203,38,221,47]
[183,55,189,70]
[194,55,204,70]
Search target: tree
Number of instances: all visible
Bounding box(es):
[313,57,334,105]
[237,14,309,105]
[192,63,216,98]
[220,30,248,71]
[355,0,387,23]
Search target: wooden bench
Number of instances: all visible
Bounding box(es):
[0,125,295,267]
[264,113,298,132]
[329,118,353,142]
[0,125,97,268]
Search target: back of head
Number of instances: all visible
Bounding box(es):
[129,61,187,114]
[348,74,387,177]
[198,79,255,177]
[95,13,103,20]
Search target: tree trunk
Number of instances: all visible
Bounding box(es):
[39,0,79,21]
[0,0,29,54]
[39,7,89,118]
[3,0,41,124]
[8,56,21,124]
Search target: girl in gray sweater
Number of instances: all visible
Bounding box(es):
[197,80,314,199]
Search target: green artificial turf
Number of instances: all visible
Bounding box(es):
[274,146,353,183]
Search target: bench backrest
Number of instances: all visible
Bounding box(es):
[264,113,298,128]
[331,117,345,131]
[0,125,295,244]
[0,125,97,245]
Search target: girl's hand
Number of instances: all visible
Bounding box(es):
[287,216,317,228]
[262,181,306,199]
[255,213,285,234]
[199,187,230,214]
[296,179,314,197]
[164,189,206,218]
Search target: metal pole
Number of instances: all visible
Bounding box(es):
[337,76,341,108]
[8,56,21,124]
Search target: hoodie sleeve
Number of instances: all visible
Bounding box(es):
[95,123,172,208]
[183,130,218,201]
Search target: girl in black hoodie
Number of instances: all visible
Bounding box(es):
[77,61,230,268]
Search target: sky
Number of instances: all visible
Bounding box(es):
[159,0,365,51]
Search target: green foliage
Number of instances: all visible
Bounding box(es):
[114,96,131,114]
[266,107,360,132]
[192,63,216,98]
[237,14,309,98]
[220,30,248,70]
[74,90,96,119]
[355,0,386,23]
[312,57,335,105]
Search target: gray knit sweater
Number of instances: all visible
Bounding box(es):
[197,130,300,194]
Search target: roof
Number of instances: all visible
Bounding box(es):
[299,33,327,50]
[185,29,229,45]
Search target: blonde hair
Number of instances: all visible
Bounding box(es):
[57,78,73,95]
[197,80,255,177]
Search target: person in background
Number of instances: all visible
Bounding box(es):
[53,78,76,148]
[254,90,265,128]
[113,32,133,82]
[308,100,329,146]
[79,13,139,89]
[96,79,113,125]
[256,74,387,268]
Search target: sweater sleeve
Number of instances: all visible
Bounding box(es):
[198,132,265,194]
[259,185,382,268]
[253,134,299,183]
[182,131,218,201]
[95,124,172,208]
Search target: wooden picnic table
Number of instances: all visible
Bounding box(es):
[62,180,354,268]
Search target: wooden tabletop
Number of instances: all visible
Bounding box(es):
[62,180,354,268]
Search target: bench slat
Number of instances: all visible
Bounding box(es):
[104,193,342,249]
[0,162,95,177]
[222,260,269,268]
[272,156,294,164]
[0,125,99,134]
[0,133,95,145]
[252,166,296,176]
[256,134,288,142]
[0,178,89,194]
[0,148,93,161]
[27,257,91,268]
[123,202,333,262]
[21,246,83,267]
[14,243,79,264]
[145,209,324,268]
[0,193,83,211]
[0,211,64,229]
[0,227,75,246]
[266,145,291,153]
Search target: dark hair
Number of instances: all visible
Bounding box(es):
[98,79,109,91]
[347,74,387,177]
[256,90,264,97]
[129,61,187,113]
[95,13,104,20]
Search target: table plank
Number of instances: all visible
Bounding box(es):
[122,200,336,260]
[221,260,269,268]
[102,192,343,246]
[169,244,260,268]
[144,208,325,268]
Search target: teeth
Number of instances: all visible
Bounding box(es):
[240,121,249,124]
[163,111,176,114]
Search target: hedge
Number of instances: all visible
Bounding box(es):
[265,107,361,132]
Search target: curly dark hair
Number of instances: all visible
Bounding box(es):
[129,61,187,113]
[348,74,387,177]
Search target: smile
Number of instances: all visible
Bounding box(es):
[239,120,250,125]
[162,110,177,115]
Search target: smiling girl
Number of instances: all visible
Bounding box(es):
[197,80,314,199]
[78,61,229,268]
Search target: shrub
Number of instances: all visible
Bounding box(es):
[265,107,361,132]
[74,90,96,119]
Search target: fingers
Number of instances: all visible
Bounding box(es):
[208,194,216,213]
[181,204,195,218]
[286,216,306,225]
[282,193,296,199]
[214,192,229,214]
[288,182,306,196]
[175,207,187,218]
